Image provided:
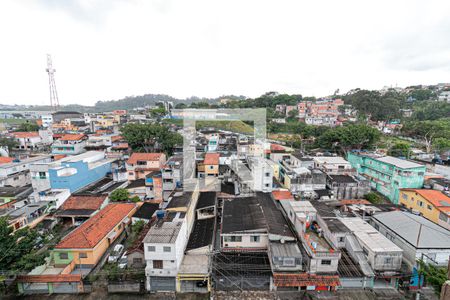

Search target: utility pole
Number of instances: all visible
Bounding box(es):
[46,54,60,111]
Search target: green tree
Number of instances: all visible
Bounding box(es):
[388,141,411,158]
[287,109,299,120]
[109,188,130,201]
[175,103,187,109]
[408,89,436,101]
[317,124,380,154]
[121,123,182,155]
[433,138,450,152]
[418,260,447,295]
[365,192,383,204]
[16,122,40,132]
[0,137,18,154]
[130,196,141,203]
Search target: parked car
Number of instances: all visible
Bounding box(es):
[108,244,124,263]
[118,252,128,269]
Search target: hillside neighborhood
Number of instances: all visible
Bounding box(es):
[0,84,449,299]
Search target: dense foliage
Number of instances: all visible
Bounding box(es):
[121,123,182,155]
[109,188,130,202]
[418,260,448,295]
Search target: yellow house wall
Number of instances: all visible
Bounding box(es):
[399,190,440,224]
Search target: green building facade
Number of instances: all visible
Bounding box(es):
[347,152,426,204]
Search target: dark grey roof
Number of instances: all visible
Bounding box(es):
[222,197,266,234]
[0,185,32,199]
[373,211,450,249]
[314,189,331,198]
[54,209,96,217]
[166,191,194,209]
[257,192,295,239]
[186,217,215,251]
[126,179,146,189]
[324,218,350,233]
[328,175,356,184]
[220,182,235,195]
[197,192,216,210]
[310,200,336,218]
[133,202,159,220]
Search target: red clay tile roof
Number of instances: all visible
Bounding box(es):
[270,143,285,151]
[127,153,164,164]
[60,134,85,141]
[12,132,39,138]
[55,203,135,249]
[53,154,66,161]
[204,153,220,165]
[17,274,82,283]
[111,135,124,142]
[0,157,14,164]
[112,143,129,150]
[272,190,294,201]
[61,195,108,211]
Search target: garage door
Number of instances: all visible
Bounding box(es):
[149,277,176,291]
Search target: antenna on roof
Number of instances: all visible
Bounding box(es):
[46,54,60,111]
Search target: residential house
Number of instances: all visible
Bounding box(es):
[54,194,109,225]
[0,155,52,187]
[312,156,354,175]
[399,189,450,230]
[53,203,136,270]
[371,211,450,271]
[326,174,370,200]
[126,153,166,181]
[199,153,220,178]
[51,134,87,155]
[143,212,188,291]
[347,152,426,204]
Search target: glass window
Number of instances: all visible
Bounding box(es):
[250,236,260,243]
[427,205,433,211]
[59,253,68,259]
[153,260,163,269]
[148,246,155,252]
[163,246,171,252]
[321,260,331,265]
[79,252,87,258]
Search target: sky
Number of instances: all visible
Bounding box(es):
[1,0,450,106]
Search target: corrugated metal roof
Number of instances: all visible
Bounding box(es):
[376,156,424,169]
[373,211,450,249]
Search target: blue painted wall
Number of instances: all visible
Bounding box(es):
[49,161,111,193]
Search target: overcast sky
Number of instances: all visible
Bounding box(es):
[1,0,450,106]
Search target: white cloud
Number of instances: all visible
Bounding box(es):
[1,0,450,106]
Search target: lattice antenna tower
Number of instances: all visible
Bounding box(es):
[46,54,60,111]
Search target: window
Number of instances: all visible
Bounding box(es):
[118,224,122,230]
[59,253,68,259]
[418,201,424,207]
[224,236,242,242]
[427,205,433,211]
[209,166,214,170]
[153,260,163,269]
[321,260,332,265]
[265,172,270,177]
[147,246,156,252]
[79,252,87,259]
[133,258,142,264]
[250,236,260,243]
[128,172,134,175]
[374,224,379,230]
[338,237,344,243]
[402,194,408,200]
[439,212,448,222]
[384,257,392,264]
[163,246,171,252]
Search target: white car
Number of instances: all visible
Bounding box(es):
[118,253,128,269]
[108,244,124,263]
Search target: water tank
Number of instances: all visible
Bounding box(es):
[156,210,165,219]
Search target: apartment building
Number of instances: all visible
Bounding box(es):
[51,134,87,155]
[347,152,426,204]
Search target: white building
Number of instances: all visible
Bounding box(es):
[0,155,52,187]
[143,212,188,291]
[41,114,53,128]
[247,157,273,193]
[438,91,450,102]
[372,211,450,270]
[312,156,353,175]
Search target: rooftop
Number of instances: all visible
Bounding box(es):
[143,213,185,244]
[59,134,85,141]
[401,189,450,209]
[340,217,403,253]
[127,152,164,164]
[55,203,135,249]
[12,132,40,138]
[222,197,266,234]
[133,202,159,220]
[204,153,220,165]
[59,195,107,211]
[196,192,216,209]
[328,175,357,184]
[272,190,294,201]
[186,217,215,251]
[373,211,450,249]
